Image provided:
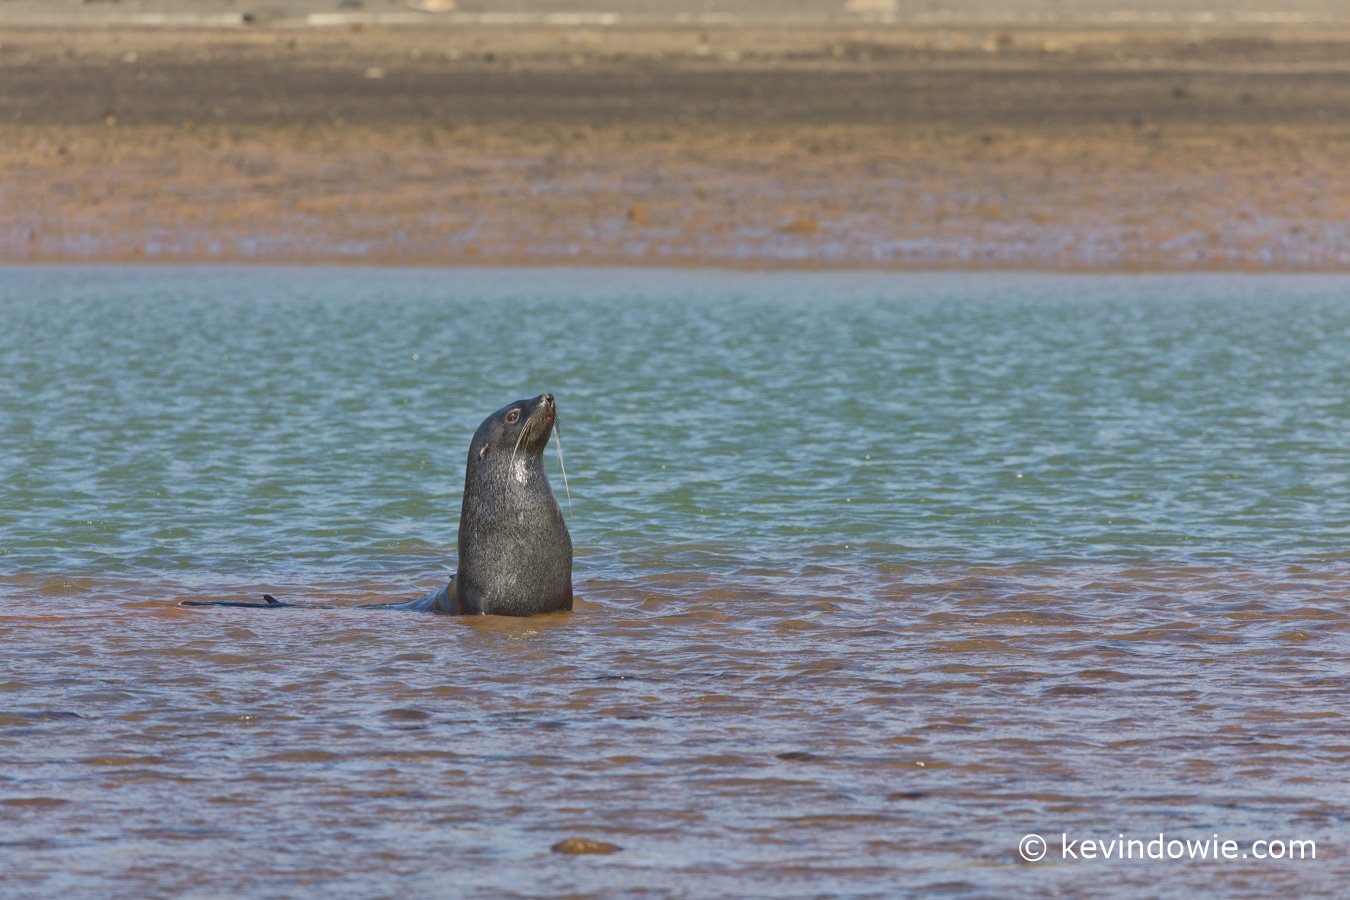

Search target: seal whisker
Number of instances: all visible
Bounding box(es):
[553,419,572,519]
[510,419,528,468]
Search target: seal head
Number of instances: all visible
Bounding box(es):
[451,393,573,616]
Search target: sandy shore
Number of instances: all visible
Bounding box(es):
[3,22,1349,269]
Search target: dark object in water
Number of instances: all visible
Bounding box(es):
[179,593,303,609]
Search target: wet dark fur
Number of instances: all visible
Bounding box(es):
[444,392,573,615]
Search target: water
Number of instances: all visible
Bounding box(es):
[1,266,1346,896]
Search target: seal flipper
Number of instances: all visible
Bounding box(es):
[179,595,296,608]
[179,593,297,608]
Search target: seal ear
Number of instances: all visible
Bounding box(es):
[478,443,489,459]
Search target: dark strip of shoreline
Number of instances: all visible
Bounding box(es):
[3,25,1349,269]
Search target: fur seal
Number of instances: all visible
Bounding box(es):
[182,393,572,616]
[392,392,573,615]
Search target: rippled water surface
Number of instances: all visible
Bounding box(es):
[1,267,1347,896]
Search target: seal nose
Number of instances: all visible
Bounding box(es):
[540,393,554,407]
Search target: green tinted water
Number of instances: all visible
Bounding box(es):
[1,267,1345,579]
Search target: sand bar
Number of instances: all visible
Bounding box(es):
[2,16,1349,269]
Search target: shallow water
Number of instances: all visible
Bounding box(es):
[1,267,1347,896]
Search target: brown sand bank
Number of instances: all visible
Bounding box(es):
[2,24,1349,269]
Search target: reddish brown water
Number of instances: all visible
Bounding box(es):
[3,561,1345,896]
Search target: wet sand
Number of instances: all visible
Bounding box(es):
[3,22,1350,268]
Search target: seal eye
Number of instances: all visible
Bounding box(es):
[505,409,521,424]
